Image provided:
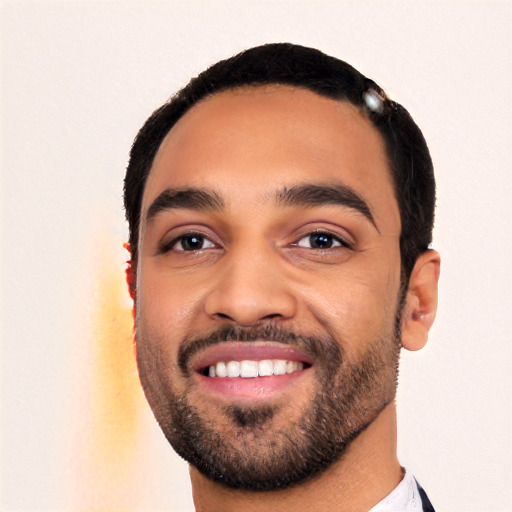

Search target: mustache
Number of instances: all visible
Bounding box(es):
[178,323,343,376]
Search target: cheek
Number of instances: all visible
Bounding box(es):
[135,269,205,352]
[298,255,401,345]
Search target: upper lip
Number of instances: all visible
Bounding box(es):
[191,341,314,373]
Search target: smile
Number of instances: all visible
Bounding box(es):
[205,359,305,378]
[191,341,313,401]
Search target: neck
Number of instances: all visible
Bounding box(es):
[190,403,402,512]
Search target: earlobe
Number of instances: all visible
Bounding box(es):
[401,250,441,352]
[123,243,136,301]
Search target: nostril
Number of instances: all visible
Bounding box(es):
[204,287,297,325]
[216,312,234,320]
[263,313,283,320]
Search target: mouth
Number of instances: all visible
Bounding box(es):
[203,359,306,377]
[191,341,313,401]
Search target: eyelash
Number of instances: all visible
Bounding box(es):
[160,230,353,253]
[293,231,353,250]
[160,232,218,253]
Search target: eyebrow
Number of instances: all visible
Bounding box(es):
[145,183,378,231]
[276,184,378,231]
[146,187,225,221]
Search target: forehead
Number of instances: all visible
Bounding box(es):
[142,85,400,232]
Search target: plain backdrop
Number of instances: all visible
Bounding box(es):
[1,1,511,511]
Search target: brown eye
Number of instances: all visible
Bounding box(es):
[172,233,216,252]
[296,232,349,250]
[310,233,334,249]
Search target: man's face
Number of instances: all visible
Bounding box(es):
[134,86,403,490]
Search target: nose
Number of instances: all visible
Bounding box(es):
[203,245,297,326]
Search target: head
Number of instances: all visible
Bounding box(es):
[123,43,439,491]
[125,43,435,287]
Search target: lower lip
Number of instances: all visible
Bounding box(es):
[195,368,311,401]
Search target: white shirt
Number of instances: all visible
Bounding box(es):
[369,470,424,512]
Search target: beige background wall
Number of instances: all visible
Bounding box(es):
[1,1,511,511]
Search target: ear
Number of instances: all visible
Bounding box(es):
[123,243,136,301]
[401,249,440,351]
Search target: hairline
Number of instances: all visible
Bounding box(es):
[134,83,399,254]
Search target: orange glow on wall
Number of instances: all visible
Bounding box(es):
[90,252,139,475]
[67,234,146,510]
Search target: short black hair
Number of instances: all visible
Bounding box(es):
[124,42,435,287]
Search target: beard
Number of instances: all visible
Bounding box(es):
[136,317,402,492]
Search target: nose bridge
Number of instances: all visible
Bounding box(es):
[203,235,297,325]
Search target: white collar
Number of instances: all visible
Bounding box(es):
[369,469,423,512]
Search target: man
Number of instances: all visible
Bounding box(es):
[123,43,440,512]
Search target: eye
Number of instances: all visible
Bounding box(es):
[295,232,350,250]
[167,233,217,252]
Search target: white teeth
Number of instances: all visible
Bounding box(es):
[258,360,273,377]
[226,361,240,377]
[216,361,227,377]
[240,360,258,378]
[207,359,306,378]
[273,360,287,375]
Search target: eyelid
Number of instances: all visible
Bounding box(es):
[290,226,355,250]
[295,232,348,249]
[158,227,221,254]
[173,234,216,252]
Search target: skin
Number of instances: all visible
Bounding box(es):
[131,85,440,512]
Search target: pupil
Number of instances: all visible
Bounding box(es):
[311,233,332,249]
[182,235,203,250]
